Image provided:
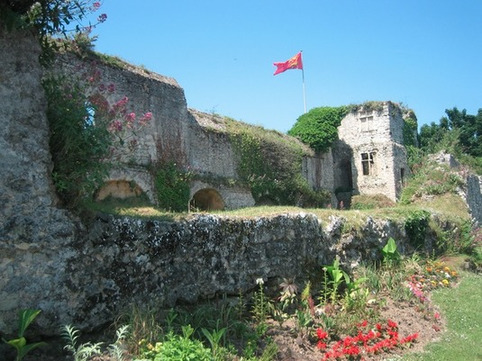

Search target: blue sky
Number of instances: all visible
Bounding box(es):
[85,1,482,133]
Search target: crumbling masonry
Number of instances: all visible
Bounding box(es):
[66,55,411,209]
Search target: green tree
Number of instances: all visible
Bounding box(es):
[288,106,349,152]
[420,107,482,157]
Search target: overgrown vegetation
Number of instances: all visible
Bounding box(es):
[226,118,330,207]
[153,162,192,212]
[288,106,349,153]
[418,107,482,174]
[350,194,396,210]
[44,74,111,205]
[0,0,107,63]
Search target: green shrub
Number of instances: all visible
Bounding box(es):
[405,210,430,249]
[44,75,112,206]
[140,326,212,361]
[288,106,349,152]
[154,162,191,212]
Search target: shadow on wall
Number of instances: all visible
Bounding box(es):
[190,188,225,211]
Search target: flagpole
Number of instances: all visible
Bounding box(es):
[301,50,307,113]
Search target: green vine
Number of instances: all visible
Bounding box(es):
[153,162,192,212]
[227,120,329,206]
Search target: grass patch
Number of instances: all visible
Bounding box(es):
[403,271,482,361]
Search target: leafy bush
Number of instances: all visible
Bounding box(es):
[405,210,430,250]
[44,75,112,205]
[154,162,191,212]
[288,107,349,152]
[140,326,212,361]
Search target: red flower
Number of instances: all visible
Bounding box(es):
[317,341,327,350]
[343,345,360,355]
[317,328,329,340]
[387,319,398,329]
[401,333,419,344]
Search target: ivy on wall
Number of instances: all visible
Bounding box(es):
[226,119,330,207]
[153,161,192,212]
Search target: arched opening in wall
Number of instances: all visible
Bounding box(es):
[95,180,150,206]
[190,188,225,211]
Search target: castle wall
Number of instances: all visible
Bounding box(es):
[302,150,337,206]
[0,27,77,334]
[186,110,238,179]
[53,54,189,167]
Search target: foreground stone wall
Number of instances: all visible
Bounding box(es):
[2,211,416,335]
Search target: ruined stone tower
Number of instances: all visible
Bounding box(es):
[334,102,410,203]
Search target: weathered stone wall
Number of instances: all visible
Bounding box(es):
[466,174,482,226]
[186,110,239,179]
[3,211,418,335]
[336,102,408,201]
[0,27,77,333]
[53,54,188,167]
[302,150,335,192]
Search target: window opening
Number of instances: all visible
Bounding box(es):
[360,115,374,132]
[361,152,376,175]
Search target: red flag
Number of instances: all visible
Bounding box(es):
[273,52,303,75]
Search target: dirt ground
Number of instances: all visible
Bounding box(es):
[270,297,444,361]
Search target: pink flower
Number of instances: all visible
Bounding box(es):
[98,13,107,23]
[93,1,101,9]
[109,119,123,132]
[125,112,136,127]
[139,112,153,125]
[107,83,115,92]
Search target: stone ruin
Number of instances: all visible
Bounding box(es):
[53,53,413,211]
[1,27,480,336]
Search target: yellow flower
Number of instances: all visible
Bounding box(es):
[442,279,449,286]
[444,266,451,272]
[451,271,457,277]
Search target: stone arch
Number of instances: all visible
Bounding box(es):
[96,179,145,201]
[190,188,225,211]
